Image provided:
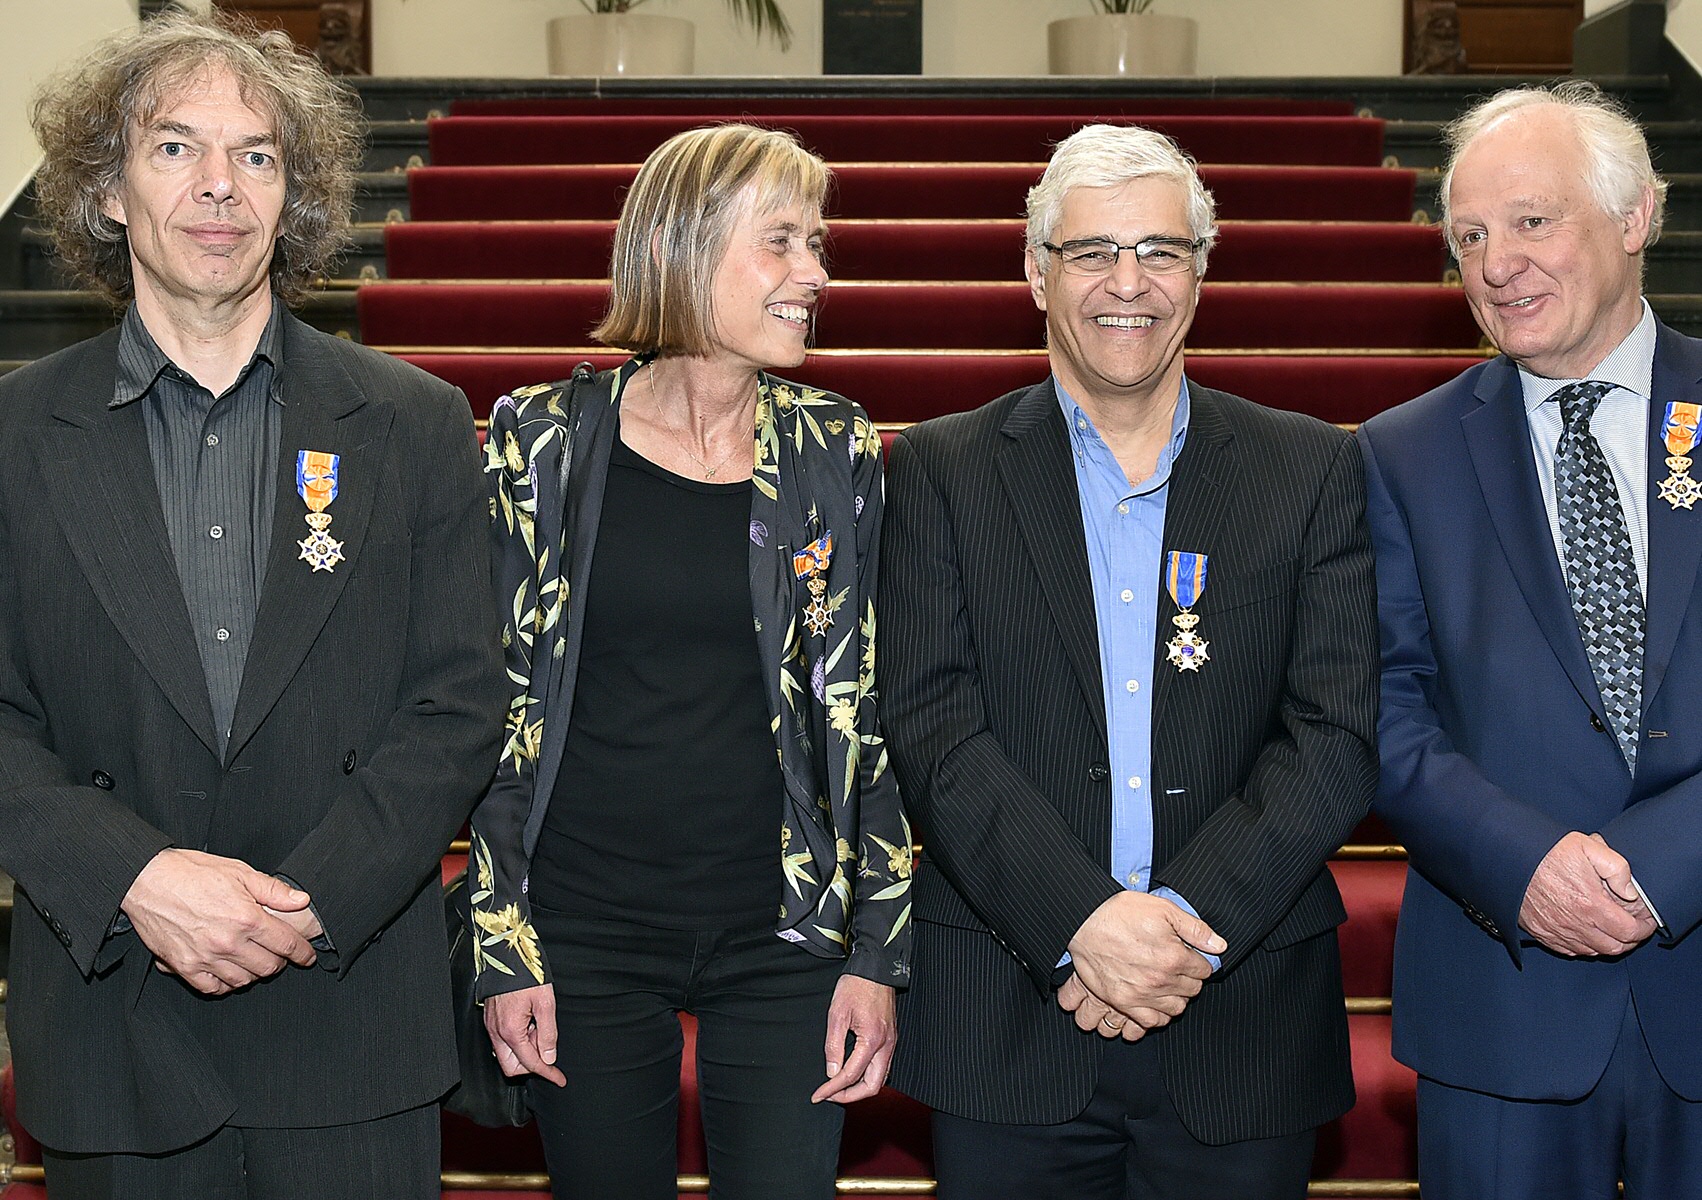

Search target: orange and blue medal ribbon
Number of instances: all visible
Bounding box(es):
[1164,550,1211,672]
[1659,403,1702,510]
[296,450,346,572]
[794,531,836,636]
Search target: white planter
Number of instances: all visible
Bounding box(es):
[1048,13,1199,77]
[546,13,696,77]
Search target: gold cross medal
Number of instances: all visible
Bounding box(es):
[793,531,835,637]
[1165,550,1210,672]
[1658,402,1702,510]
[296,450,345,572]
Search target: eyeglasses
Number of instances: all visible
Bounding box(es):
[1039,237,1205,276]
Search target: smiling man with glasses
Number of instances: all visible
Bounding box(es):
[877,123,1377,1199]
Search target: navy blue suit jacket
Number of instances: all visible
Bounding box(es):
[1357,321,1702,1101]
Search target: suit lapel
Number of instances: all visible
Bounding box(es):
[1460,356,1602,711]
[996,381,1106,731]
[227,321,393,758]
[34,331,220,755]
[1640,325,1702,707]
[1151,385,1236,738]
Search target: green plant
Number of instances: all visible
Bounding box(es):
[581,0,794,49]
[1091,0,1159,12]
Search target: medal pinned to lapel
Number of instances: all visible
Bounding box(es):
[295,450,345,573]
[1165,550,1210,673]
[793,532,835,637]
[1658,402,1702,511]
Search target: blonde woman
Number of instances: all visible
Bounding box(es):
[467,124,912,1200]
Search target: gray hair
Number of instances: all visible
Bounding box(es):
[29,10,362,307]
[1439,80,1667,256]
[1026,123,1218,275]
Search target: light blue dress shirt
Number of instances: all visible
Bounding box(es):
[1516,299,1665,926]
[1056,376,1219,971]
[1520,298,1657,598]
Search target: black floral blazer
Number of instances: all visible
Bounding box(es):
[468,357,913,997]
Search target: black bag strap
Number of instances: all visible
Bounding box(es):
[555,360,596,498]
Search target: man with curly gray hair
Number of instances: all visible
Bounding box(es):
[0,14,505,1198]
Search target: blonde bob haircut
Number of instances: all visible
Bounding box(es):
[593,123,830,355]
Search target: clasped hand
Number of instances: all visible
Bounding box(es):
[1057,890,1226,1041]
[1518,830,1657,957]
[122,847,321,995]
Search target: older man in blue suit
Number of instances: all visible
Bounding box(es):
[1357,81,1702,1198]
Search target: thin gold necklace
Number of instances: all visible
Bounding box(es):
[647,362,748,480]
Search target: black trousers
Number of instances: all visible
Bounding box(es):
[40,1103,439,1200]
[526,907,845,1200]
[931,1032,1316,1200]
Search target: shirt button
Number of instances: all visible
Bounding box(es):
[1128,777,1142,790]
[1127,872,1140,886]
[216,628,230,642]
[209,525,224,540]
[1076,418,1087,431]
[1117,502,1130,515]
[206,434,219,447]
[1125,679,1139,693]
[1120,589,1134,603]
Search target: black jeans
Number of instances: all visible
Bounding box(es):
[527,906,845,1200]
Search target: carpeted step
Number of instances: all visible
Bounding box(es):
[426,115,1387,169]
[383,220,1447,285]
[358,281,1483,353]
[449,97,1360,118]
[408,164,1421,224]
[392,350,1484,429]
[1330,860,1404,999]
[1314,1016,1419,1182]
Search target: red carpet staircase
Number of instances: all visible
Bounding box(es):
[1,93,1448,1198]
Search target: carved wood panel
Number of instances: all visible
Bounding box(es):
[213,0,370,75]
[1405,0,1583,75]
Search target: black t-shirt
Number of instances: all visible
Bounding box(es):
[528,430,783,929]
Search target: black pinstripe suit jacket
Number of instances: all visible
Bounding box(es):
[879,378,1377,1143]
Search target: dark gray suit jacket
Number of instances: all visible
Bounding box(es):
[0,312,505,1153]
[879,379,1377,1144]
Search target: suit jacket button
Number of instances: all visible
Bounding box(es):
[1590,714,1606,733]
[342,751,357,775]
[1088,763,1109,782]
[91,770,114,790]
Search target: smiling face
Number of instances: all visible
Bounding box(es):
[1026,177,1199,411]
[1446,106,1653,379]
[100,65,286,313]
[705,192,828,374]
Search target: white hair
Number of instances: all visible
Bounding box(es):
[1439,80,1668,256]
[1026,123,1218,275]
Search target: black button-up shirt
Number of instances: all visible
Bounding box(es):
[113,300,284,751]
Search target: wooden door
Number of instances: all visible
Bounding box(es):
[1406,0,1583,74]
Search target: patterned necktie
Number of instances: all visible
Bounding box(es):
[1553,380,1644,771]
